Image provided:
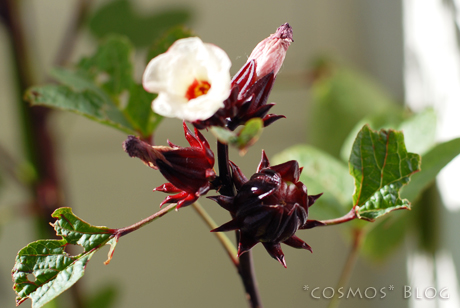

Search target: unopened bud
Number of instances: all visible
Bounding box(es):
[247,23,293,79]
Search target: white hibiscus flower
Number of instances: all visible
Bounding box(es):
[142,37,232,122]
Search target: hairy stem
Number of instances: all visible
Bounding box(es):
[217,141,263,308]
[192,202,239,267]
[327,228,364,308]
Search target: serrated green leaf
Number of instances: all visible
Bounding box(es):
[402,137,460,202]
[12,208,117,308]
[350,125,421,221]
[146,26,195,62]
[25,84,135,134]
[357,182,411,220]
[272,144,353,219]
[78,35,134,97]
[89,0,192,48]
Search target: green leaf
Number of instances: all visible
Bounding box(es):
[12,208,117,308]
[78,35,135,97]
[235,118,263,154]
[350,125,421,221]
[26,35,165,138]
[89,0,192,48]
[402,137,460,202]
[273,144,353,219]
[210,119,264,155]
[146,26,195,62]
[25,83,135,134]
[210,126,237,144]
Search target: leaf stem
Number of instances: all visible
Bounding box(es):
[191,202,239,267]
[115,203,177,237]
[217,141,263,308]
[327,228,364,308]
[319,208,357,226]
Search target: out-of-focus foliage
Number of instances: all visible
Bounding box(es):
[307,58,401,159]
[275,59,460,262]
[88,0,192,48]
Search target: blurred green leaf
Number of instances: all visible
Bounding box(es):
[26,35,169,138]
[125,84,162,137]
[210,119,264,155]
[89,0,192,48]
[273,144,353,219]
[26,83,135,134]
[398,108,437,155]
[235,118,263,154]
[78,35,134,96]
[12,208,117,308]
[361,211,409,261]
[210,126,237,144]
[308,58,401,158]
[402,137,460,202]
[147,26,195,62]
[350,125,421,221]
[85,284,118,308]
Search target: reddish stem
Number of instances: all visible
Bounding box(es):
[115,203,177,237]
[319,208,357,226]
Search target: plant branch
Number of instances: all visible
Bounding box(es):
[217,141,263,308]
[116,203,177,237]
[327,228,364,308]
[318,208,357,226]
[192,202,239,267]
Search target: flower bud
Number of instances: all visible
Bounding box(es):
[247,22,293,80]
[123,122,215,209]
[210,151,322,268]
[193,23,293,130]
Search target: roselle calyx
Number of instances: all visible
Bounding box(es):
[123,122,215,209]
[210,150,322,268]
[194,23,293,130]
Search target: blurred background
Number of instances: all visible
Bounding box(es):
[1,0,459,307]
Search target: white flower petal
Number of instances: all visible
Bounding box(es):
[142,37,231,122]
